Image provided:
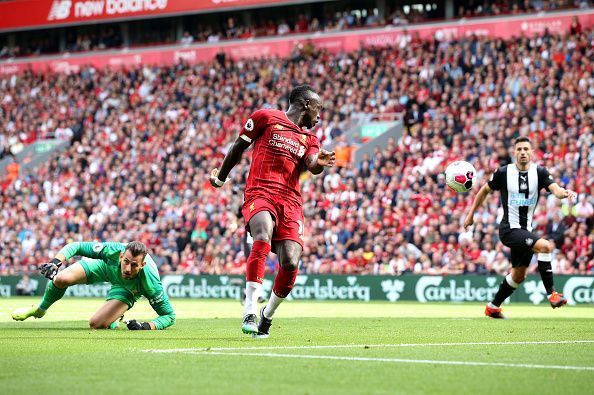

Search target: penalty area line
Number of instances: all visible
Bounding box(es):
[184,351,594,371]
[141,340,594,354]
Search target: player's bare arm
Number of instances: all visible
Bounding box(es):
[305,148,336,175]
[547,183,577,201]
[209,136,252,188]
[464,183,492,230]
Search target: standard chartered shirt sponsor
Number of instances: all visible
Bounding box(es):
[269,133,306,157]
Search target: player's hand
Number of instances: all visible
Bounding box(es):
[317,149,336,167]
[209,168,227,188]
[563,189,577,202]
[463,214,474,231]
[39,260,61,280]
[126,320,152,330]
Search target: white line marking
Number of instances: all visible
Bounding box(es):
[142,340,594,354]
[184,351,594,371]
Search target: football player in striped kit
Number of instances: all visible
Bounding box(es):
[464,137,577,318]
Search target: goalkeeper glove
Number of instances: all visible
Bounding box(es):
[126,320,152,330]
[39,258,62,280]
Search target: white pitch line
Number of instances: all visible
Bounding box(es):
[142,340,594,354]
[184,351,594,371]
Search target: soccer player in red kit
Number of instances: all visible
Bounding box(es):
[209,85,335,337]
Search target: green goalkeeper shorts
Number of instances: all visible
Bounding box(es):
[79,258,141,308]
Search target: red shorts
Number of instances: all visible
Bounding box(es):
[242,195,305,248]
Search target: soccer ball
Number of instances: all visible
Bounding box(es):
[445,161,476,193]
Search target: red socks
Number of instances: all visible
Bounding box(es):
[246,240,271,284]
[246,240,298,299]
[272,266,298,298]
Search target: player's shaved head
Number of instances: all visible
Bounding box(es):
[289,85,319,106]
[287,85,322,129]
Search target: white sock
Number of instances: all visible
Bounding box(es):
[244,281,261,316]
[505,273,519,289]
[263,292,285,319]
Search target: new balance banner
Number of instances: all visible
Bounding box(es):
[1,275,593,304]
[0,0,312,32]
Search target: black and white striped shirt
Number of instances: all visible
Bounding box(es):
[488,163,554,232]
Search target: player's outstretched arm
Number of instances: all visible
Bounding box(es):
[126,294,176,331]
[134,260,176,330]
[126,307,176,330]
[126,293,176,330]
[129,293,176,330]
[209,136,252,188]
[40,241,107,279]
[548,183,577,201]
[305,149,336,175]
[58,241,111,260]
[464,183,492,230]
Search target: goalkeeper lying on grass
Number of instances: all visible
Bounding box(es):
[12,241,175,330]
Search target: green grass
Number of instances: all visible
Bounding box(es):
[1,297,593,395]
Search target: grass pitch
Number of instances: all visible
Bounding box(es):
[1,298,593,394]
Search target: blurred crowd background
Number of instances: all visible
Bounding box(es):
[1,0,592,59]
[1,3,593,277]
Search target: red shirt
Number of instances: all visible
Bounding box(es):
[240,109,320,205]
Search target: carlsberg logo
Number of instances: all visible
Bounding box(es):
[415,276,499,302]
[288,276,370,301]
[162,275,241,299]
[65,283,111,297]
[563,277,594,305]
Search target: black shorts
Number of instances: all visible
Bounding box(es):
[499,228,541,268]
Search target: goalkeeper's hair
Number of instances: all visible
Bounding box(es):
[125,241,148,258]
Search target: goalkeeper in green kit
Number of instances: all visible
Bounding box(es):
[12,241,175,330]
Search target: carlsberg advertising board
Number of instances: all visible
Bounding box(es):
[0,275,592,304]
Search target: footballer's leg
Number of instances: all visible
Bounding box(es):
[12,262,87,321]
[89,299,129,329]
[242,209,275,335]
[256,240,301,338]
[486,245,530,319]
[533,238,567,308]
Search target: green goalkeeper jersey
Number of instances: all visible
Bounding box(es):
[59,241,176,330]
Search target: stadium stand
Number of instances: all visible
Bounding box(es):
[1,22,593,276]
[1,0,591,58]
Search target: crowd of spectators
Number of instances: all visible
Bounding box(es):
[187,7,420,44]
[459,0,592,18]
[1,1,591,59]
[1,26,593,277]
